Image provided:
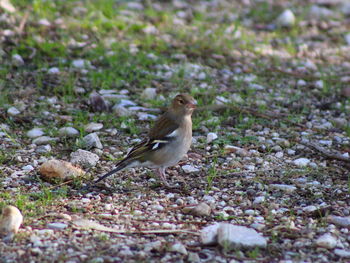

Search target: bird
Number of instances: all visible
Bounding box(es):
[94,93,196,187]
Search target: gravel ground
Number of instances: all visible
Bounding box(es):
[1,0,350,262]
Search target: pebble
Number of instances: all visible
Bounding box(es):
[72,59,90,69]
[182,165,200,173]
[276,9,295,27]
[169,243,187,255]
[315,233,337,249]
[187,252,201,263]
[345,34,350,45]
[39,159,85,182]
[12,54,24,66]
[200,223,220,245]
[33,136,58,145]
[36,144,52,153]
[308,5,334,19]
[217,224,267,249]
[293,158,310,167]
[0,206,23,242]
[48,67,60,74]
[189,202,211,217]
[47,223,68,230]
[303,205,318,213]
[83,133,103,149]
[270,184,297,193]
[84,123,103,133]
[334,249,350,258]
[113,105,132,117]
[253,196,265,205]
[7,107,20,116]
[22,165,34,171]
[327,215,350,228]
[27,128,44,138]
[70,149,99,168]
[207,132,218,143]
[141,87,157,100]
[58,127,79,137]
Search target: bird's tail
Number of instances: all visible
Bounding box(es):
[93,158,133,184]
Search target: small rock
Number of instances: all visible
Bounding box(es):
[33,136,58,145]
[72,59,90,69]
[47,222,67,230]
[187,252,200,263]
[141,87,157,100]
[7,107,20,116]
[58,127,79,137]
[309,5,334,19]
[48,67,60,74]
[185,202,211,217]
[327,215,350,228]
[303,205,318,213]
[89,91,110,112]
[270,184,297,193]
[113,105,132,117]
[12,54,24,66]
[39,159,85,182]
[84,123,103,133]
[27,128,44,138]
[253,196,265,205]
[22,165,34,171]
[207,132,218,143]
[276,9,295,27]
[0,206,23,242]
[341,87,350,98]
[70,149,99,168]
[293,158,310,167]
[224,145,249,157]
[200,223,220,245]
[182,165,200,173]
[315,233,337,249]
[38,18,51,26]
[169,243,187,255]
[217,224,267,250]
[334,249,350,258]
[36,144,52,153]
[83,133,103,149]
[345,33,350,45]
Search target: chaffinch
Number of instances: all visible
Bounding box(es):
[94,93,196,186]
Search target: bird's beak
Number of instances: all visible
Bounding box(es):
[188,99,197,109]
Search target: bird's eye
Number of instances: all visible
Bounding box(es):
[178,99,184,104]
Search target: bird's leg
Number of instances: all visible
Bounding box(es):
[155,167,169,186]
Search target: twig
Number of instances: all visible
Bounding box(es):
[48,179,74,190]
[17,11,30,35]
[299,141,350,163]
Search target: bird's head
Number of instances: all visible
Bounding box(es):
[171,93,197,116]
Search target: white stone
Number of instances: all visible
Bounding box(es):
[47,222,67,230]
[345,34,350,45]
[84,123,103,133]
[207,132,218,143]
[297,79,307,87]
[7,107,20,116]
[334,249,350,258]
[309,5,334,19]
[83,133,103,149]
[58,127,79,137]
[316,233,337,249]
[12,54,24,66]
[141,87,157,100]
[303,205,318,213]
[327,215,350,228]
[293,158,310,167]
[200,223,220,245]
[217,224,267,249]
[169,243,187,255]
[182,165,199,173]
[36,144,52,153]
[270,184,297,193]
[38,18,51,26]
[48,67,60,74]
[276,9,295,27]
[342,3,350,16]
[27,128,44,138]
[191,202,211,217]
[113,105,131,117]
[137,112,157,120]
[72,59,90,69]
[253,196,265,205]
[32,136,58,145]
[70,149,99,168]
[22,165,34,171]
